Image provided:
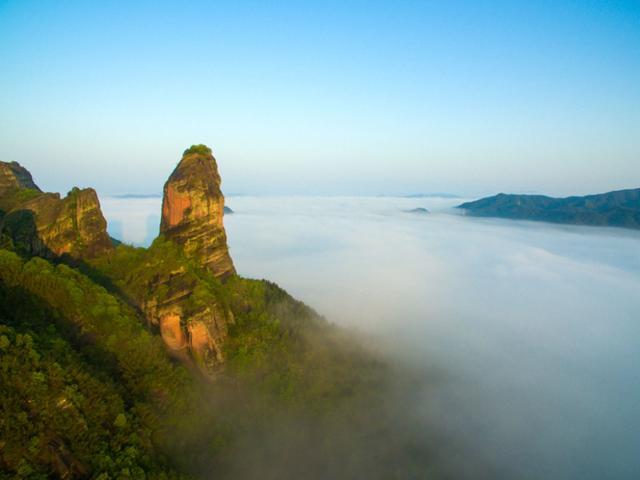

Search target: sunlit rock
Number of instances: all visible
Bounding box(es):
[0,161,112,259]
[160,145,235,278]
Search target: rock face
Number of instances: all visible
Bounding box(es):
[0,161,112,259]
[0,154,233,374]
[139,145,238,373]
[160,145,235,278]
[0,161,41,195]
[138,264,232,371]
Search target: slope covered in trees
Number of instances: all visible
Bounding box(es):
[0,150,435,479]
[0,250,190,478]
[458,188,640,229]
[0,243,432,479]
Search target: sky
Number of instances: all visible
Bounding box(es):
[0,0,639,197]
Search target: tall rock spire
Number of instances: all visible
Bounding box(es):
[160,145,235,278]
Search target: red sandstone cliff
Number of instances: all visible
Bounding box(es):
[160,145,235,278]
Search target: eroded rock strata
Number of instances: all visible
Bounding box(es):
[0,151,235,374]
[132,145,237,372]
[160,145,235,278]
[137,261,233,371]
[0,161,41,195]
[0,161,112,259]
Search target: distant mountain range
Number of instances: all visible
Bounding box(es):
[403,193,460,199]
[458,188,640,229]
[112,193,161,199]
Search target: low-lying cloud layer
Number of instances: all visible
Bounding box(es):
[103,195,640,479]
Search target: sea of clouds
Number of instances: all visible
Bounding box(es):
[101,194,640,479]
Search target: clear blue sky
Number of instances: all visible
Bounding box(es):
[1,0,639,196]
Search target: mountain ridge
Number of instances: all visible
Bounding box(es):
[457,187,640,229]
[0,161,113,260]
[0,146,433,479]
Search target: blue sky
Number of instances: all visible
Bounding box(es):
[1,0,639,196]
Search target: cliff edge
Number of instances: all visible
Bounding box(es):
[160,145,235,278]
[0,161,112,259]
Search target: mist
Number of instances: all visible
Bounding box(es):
[101,195,640,479]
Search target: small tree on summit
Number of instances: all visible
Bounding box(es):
[183,144,212,156]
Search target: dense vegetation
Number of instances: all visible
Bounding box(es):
[183,145,212,156]
[0,155,437,478]
[0,250,191,478]
[458,188,640,229]
[0,240,431,479]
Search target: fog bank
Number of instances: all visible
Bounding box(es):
[103,195,640,479]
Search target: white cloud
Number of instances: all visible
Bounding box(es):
[103,194,640,478]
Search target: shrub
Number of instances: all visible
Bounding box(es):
[183,144,212,156]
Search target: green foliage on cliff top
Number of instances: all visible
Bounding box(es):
[0,187,42,212]
[183,144,212,156]
[12,188,42,203]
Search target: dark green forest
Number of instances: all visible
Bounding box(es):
[458,188,640,229]
[0,155,434,479]
[0,242,431,479]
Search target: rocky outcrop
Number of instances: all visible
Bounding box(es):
[138,262,232,372]
[160,145,235,278]
[1,154,233,374]
[150,299,230,370]
[0,161,113,259]
[0,161,41,196]
[144,145,239,371]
